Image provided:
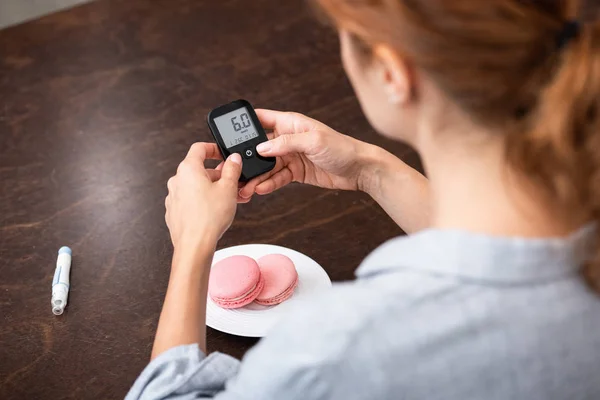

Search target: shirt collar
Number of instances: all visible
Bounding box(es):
[356,224,596,284]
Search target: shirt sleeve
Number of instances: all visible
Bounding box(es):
[125,344,240,400]
[125,284,368,400]
[124,322,331,400]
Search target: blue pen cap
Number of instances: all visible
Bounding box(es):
[58,246,72,256]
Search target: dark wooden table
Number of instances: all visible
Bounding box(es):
[0,1,419,398]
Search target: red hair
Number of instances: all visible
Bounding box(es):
[315,0,600,290]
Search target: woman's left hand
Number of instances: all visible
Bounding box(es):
[165,143,243,250]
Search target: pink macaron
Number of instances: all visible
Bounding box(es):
[209,255,264,309]
[255,254,298,306]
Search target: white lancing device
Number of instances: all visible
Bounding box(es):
[52,246,72,315]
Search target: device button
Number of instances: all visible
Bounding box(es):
[243,148,254,159]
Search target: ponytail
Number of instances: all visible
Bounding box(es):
[315,0,600,292]
[507,19,600,290]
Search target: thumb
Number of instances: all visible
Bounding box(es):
[256,132,320,157]
[219,153,243,189]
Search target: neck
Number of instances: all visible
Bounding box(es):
[418,127,580,238]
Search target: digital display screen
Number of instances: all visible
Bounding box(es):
[213,107,259,149]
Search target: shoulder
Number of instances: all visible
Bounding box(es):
[225,277,449,399]
[246,281,386,362]
[222,282,387,399]
[251,261,466,359]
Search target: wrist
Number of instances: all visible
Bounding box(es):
[175,225,220,252]
[357,144,392,196]
[172,233,217,273]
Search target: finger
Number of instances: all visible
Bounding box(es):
[238,157,283,199]
[167,177,175,192]
[256,131,322,158]
[241,136,273,186]
[239,173,268,199]
[206,169,221,182]
[255,167,294,195]
[239,180,258,200]
[254,109,286,130]
[185,142,223,165]
[218,153,243,191]
[255,109,317,135]
[216,161,224,171]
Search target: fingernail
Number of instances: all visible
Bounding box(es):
[229,153,242,165]
[256,142,272,154]
[238,189,251,199]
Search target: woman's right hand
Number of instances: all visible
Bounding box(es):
[238,109,377,201]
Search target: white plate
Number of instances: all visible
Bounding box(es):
[206,244,332,337]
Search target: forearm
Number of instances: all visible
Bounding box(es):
[358,145,431,234]
[151,239,216,360]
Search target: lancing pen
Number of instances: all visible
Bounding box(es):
[52,246,72,315]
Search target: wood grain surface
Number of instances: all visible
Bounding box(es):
[0,0,421,398]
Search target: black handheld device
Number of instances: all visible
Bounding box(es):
[207,99,276,182]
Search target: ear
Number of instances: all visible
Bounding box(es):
[373,44,414,105]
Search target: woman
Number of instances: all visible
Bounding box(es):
[128,0,600,399]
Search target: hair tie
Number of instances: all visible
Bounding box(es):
[556,20,581,49]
